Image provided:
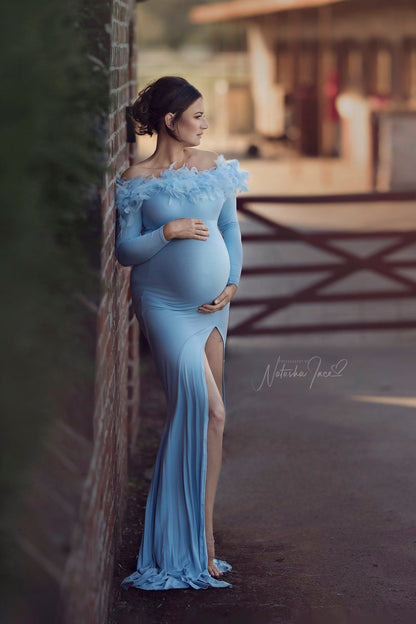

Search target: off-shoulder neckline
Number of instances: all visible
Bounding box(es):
[116,153,227,184]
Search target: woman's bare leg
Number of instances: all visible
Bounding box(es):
[204,327,225,578]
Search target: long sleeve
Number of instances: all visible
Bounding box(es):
[115,184,170,267]
[218,194,243,287]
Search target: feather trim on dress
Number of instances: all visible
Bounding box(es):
[115,154,250,217]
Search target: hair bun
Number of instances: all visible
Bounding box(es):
[128,76,202,138]
[130,83,155,136]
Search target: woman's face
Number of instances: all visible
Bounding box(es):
[167,97,209,145]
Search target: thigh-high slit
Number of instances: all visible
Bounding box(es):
[120,301,232,590]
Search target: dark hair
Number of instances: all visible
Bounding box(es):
[129,76,202,140]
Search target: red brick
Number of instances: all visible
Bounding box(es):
[58,3,141,623]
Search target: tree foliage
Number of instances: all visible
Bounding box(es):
[0,0,111,611]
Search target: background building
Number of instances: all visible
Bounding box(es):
[191,0,416,189]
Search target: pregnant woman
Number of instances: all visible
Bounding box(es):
[115,76,249,590]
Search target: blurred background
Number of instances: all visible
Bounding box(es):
[2,2,416,624]
[136,0,416,194]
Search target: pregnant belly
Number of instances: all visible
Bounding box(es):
[146,225,230,306]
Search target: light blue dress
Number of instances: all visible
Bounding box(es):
[115,154,250,590]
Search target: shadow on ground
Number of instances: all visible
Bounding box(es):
[110,338,416,624]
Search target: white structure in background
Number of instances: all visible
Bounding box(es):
[247,23,285,137]
[336,92,372,183]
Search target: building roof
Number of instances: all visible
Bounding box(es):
[189,0,347,23]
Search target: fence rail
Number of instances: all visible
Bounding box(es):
[230,192,416,336]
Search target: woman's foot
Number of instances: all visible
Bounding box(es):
[206,536,223,578]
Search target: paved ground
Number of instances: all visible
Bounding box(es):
[217,338,416,624]
[110,338,416,624]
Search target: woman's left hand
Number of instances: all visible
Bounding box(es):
[198,284,238,313]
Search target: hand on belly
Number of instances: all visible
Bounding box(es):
[198,284,238,313]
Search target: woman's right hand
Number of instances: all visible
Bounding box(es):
[163,218,209,241]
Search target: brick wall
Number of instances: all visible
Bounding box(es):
[58,1,142,622]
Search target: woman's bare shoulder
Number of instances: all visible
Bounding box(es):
[120,149,220,180]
